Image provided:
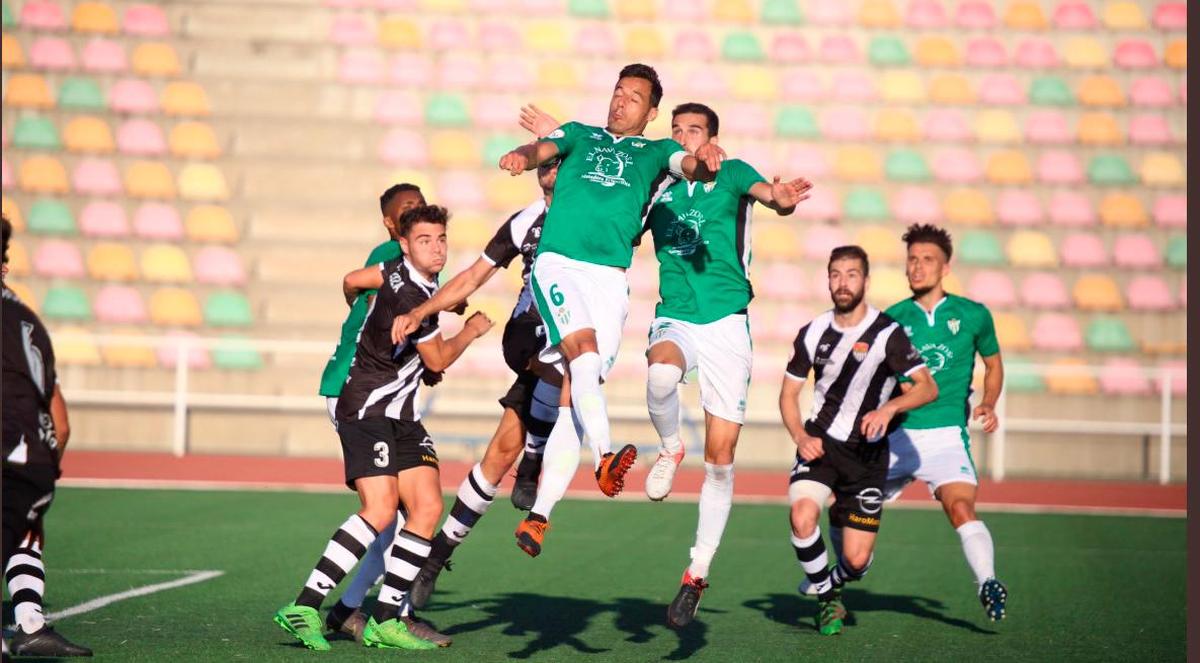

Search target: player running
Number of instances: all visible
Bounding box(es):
[779,246,938,636]
[496,63,725,557]
[274,205,493,651]
[2,216,92,658]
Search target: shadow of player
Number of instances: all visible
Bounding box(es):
[744,591,995,635]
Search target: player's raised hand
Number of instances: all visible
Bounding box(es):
[519,104,562,139]
[694,142,725,173]
[391,312,422,345]
[499,150,529,176]
[464,311,495,337]
[860,406,896,441]
[770,176,813,209]
[794,431,824,462]
[973,404,999,433]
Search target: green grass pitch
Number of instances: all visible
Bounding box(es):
[18,487,1186,662]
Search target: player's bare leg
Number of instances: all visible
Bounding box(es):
[936,481,1006,620]
[645,341,687,500]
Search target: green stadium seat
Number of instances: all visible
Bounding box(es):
[843,188,889,220]
[1085,317,1135,352]
[1005,360,1045,392]
[775,107,818,138]
[58,77,106,110]
[722,32,764,61]
[28,199,76,235]
[1165,236,1186,268]
[483,134,523,167]
[868,36,910,66]
[1029,76,1075,106]
[958,230,1005,265]
[885,150,930,182]
[568,0,609,18]
[213,336,263,370]
[204,291,253,327]
[43,285,92,321]
[424,94,470,128]
[762,0,803,24]
[2,1,14,28]
[1088,155,1135,186]
[12,117,61,150]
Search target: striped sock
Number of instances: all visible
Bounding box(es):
[523,380,560,455]
[5,542,46,634]
[440,463,497,549]
[373,528,432,622]
[830,554,873,588]
[296,514,378,609]
[791,529,834,600]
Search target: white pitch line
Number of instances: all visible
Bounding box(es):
[47,570,224,621]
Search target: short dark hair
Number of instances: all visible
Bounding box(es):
[671,102,720,137]
[1,215,11,266]
[828,245,870,276]
[901,223,953,261]
[617,63,663,108]
[379,183,424,216]
[397,204,450,238]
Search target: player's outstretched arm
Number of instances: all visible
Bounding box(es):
[499,141,561,176]
[679,143,725,182]
[415,311,495,373]
[973,353,1004,433]
[392,258,498,344]
[750,177,813,216]
[50,384,70,461]
[343,266,384,306]
[780,375,823,461]
[860,368,939,440]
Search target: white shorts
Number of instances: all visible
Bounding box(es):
[530,252,629,380]
[884,425,978,501]
[326,397,338,428]
[648,313,752,424]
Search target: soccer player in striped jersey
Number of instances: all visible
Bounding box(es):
[779,246,938,635]
[274,205,493,651]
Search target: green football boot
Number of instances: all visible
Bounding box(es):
[362,616,439,650]
[274,603,331,651]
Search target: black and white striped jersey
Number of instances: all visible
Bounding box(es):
[336,258,440,423]
[785,307,925,444]
[480,198,546,321]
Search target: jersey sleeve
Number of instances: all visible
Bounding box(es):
[975,305,1001,357]
[885,327,926,377]
[728,159,767,196]
[544,121,582,158]
[784,325,812,381]
[364,241,401,268]
[481,212,521,268]
[661,140,687,177]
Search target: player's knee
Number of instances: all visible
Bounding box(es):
[841,546,873,572]
[358,505,398,533]
[789,500,819,538]
[646,362,683,402]
[945,498,976,528]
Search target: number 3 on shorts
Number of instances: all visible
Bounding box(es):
[373,441,389,468]
[549,284,565,306]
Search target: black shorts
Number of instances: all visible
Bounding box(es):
[789,437,888,533]
[498,371,539,414]
[337,417,439,490]
[501,310,546,376]
[3,467,56,564]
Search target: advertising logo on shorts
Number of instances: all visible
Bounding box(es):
[856,487,883,515]
[852,341,870,362]
[582,147,632,188]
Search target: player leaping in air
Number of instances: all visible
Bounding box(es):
[496,63,725,557]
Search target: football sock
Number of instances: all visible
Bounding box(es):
[956,520,996,586]
[646,363,684,455]
[373,527,431,622]
[524,380,560,455]
[830,554,873,588]
[6,538,46,634]
[531,406,583,519]
[791,529,834,601]
[338,518,397,609]
[296,515,378,609]
[568,352,610,467]
[439,463,497,549]
[688,463,733,579]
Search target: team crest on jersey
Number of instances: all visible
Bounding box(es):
[947,318,961,335]
[667,210,709,257]
[583,147,632,188]
[556,306,571,326]
[903,325,913,337]
[852,341,870,361]
[388,271,403,292]
[818,342,831,353]
[702,181,716,193]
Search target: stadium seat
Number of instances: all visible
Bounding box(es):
[169,122,221,159]
[117,118,167,156]
[834,147,881,182]
[29,36,76,70]
[100,331,158,368]
[1054,1,1096,28]
[853,226,902,264]
[1007,230,1058,267]
[131,42,181,77]
[389,52,433,87]
[1098,193,1149,229]
[43,285,92,321]
[1166,42,1187,70]
[817,35,859,64]
[801,224,848,261]
[1114,233,1163,269]
[18,156,69,194]
[1014,38,1060,69]
[1,0,13,27]
[892,186,940,223]
[964,37,1006,68]
[1140,153,1185,187]
[1126,275,1175,311]
[996,190,1041,227]
[13,117,61,151]
[155,331,210,368]
[1,197,23,232]
[94,284,147,323]
[1077,112,1123,146]
[1079,76,1126,107]
[794,187,838,221]
[149,287,201,326]
[921,109,970,142]
[775,107,818,138]
[1045,358,1098,395]
[974,110,1020,144]
[1104,1,1146,29]
[6,239,30,276]
[1129,77,1173,107]
[1086,316,1134,352]
[79,200,128,237]
[1037,150,1084,185]
[931,149,981,184]
[820,108,869,141]
[1154,2,1187,30]
[1088,155,1136,186]
[204,291,253,327]
[87,242,138,281]
[141,243,192,283]
[991,314,1031,352]
[81,38,126,72]
[1165,236,1186,269]
[194,246,246,286]
[72,2,120,34]
[58,77,105,110]
[62,116,114,154]
[958,231,1005,265]
[1064,37,1107,69]
[27,199,75,235]
[379,128,427,166]
[338,50,383,84]
[1128,114,1173,145]
[74,158,122,196]
[428,19,470,51]
[568,0,608,18]
[778,70,821,102]
[109,78,158,114]
[857,0,899,27]
[53,327,101,366]
[132,202,183,240]
[3,158,14,191]
[1114,39,1158,69]
[723,32,764,62]
[879,71,924,104]
[843,188,889,220]
[374,90,423,125]
[6,74,56,109]
[1153,195,1186,228]
[213,336,263,370]
[943,189,992,225]
[19,0,65,29]
[1032,314,1083,352]
[768,33,807,63]
[979,74,1024,105]
[329,13,372,45]
[730,68,778,102]
[425,94,471,127]
[123,161,174,199]
[884,150,929,182]
[1061,232,1109,268]
[623,26,664,59]
[185,206,238,244]
[955,1,995,28]
[436,172,485,209]
[1,34,24,68]
[161,81,211,116]
[762,0,803,24]
[830,71,876,103]
[966,270,1016,309]
[1020,272,1070,309]
[914,36,959,67]
[1073,274,1124,312]
[1029,76,1074,106]
[1048,191,1095,227]
[872,108,917,142]
[986,151,1033,185]
[1005,1,1046,28]
[178,164,229,201]
[927,74,974,105]
[1098,358,1151,396]
[123,4,169,36]
[753,223,801,261]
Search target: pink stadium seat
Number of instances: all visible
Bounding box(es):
[819,108,869,141]
[830,71,876,102]
[20,0,66,30]
[133,202,183,240]
[80,200,129,237]
[1113,233,1162,269]
[1115,40,1158,69]
[1060,232,1108,267]
[807,3,852,25]
[1182,280,1188,308]
[157,331,211,369]
[905,0,946,27]
[1053,1,1096,28]
[965,37,1007,67]
[338,50,384,84]
[1,159,11,191]
[1126,275,1174,311]
[123,4,170,36]
[978,74,1024,105]
[1153,3,1187,30]
[1036,151,1084,185]
[1014,38,1060,69]
[818,35,860,64]
[892,186,941,223]
[996,189,1042,226]
[802,225,848,260]
[116,118,167,155]
[1032,313,1083,351]
[388,53,433,87]
[784,146,829,178]
[478,21,521,52]
[769,34,808,63]
[73,158,122,196]
[931,149,982,184]
[574,24,616,58]
[794,187,838,221]
[94,284,147,323]
[724,104,770,138]
[1021,272,1070,309]
[1153,195,1186,228]
[435,172,485,209]
[1129,114,1173,145]
[485,59,534,92]
[429,19,469,51]
[759,263,809,300]
[1024,110,1071,144]
[1099,358,1151,396]
[781,70,822,102]
[1130,77,1173,107]
[1178,76,1186,104]
[33,240,85,278]
[921,109,970,142]
[967,270,1016,308]
[437,53,482,89]
[1049,191,1096,226]
[378,129,427,166]
[1156,361,1186,396]
[108,78,158,114]
[955,1,996,28]
[329,14,372,45]
[738,143,774,176]
[673,30,715,61]
[470,94,514,129]
[373,90,422,125]
[29,37,76,70]
[81,38,127,72]
[194,246,246,286]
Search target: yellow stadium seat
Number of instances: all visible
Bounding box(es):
[1046,358,1098,395]
[879,71,925,103]
[150,287,202,326]
[132,42,182,77]
[388,169,435,200]
[5,74,55,109]
[2,35,25,69]
[867,267,909,307]
[6,282,37,311]
[1140,153,1185,187]
[1098,192,1149,228]
[54,328,101,366]
[179,164,229,201]
[858,0,900,28]
[63,116,115,154]
[872,109,919,142]
[141,244,192,283]
[1007,230,1057,267]
[7,240,30,277]
[986,150,1033,185]
[537,61,578,90]
[169,122,221,159]
[616,0,657,20]
[1004,1,1047,29]
[714,0,754,22]
[942,272,963,296]
[853,226,903,263]
[751,223,799,261]
[1077,113,1123,146]
[419,0,464,10]
[72,1,120,34]
[1103,1,1146,29]
[974,110,1020,143]
[1073,274,1123,311]
[834,147,882,182]
[1064,38,1107,69]
[943,189,993,225]
[102,335,158,368]
[186,206,238,243]
[378,18,421,49]
[3,197,25,232]
[730,67,778,101]
[125,161,176,199]
[527,21,570,54]
[18,156,69,194]
[992,313,1031,351]
[429,131,479,168]
[1078,76,1125,107]
[928,74,974,105]
[624,26,665,59]
[915,36,960,67]
[162,82,211,117]
[87,243,139,281]
[1164,40,1187,69]
[485,173,534,212]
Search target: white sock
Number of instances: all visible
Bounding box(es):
[568,352,610,468]
[339,518,400,608]
[531,406,583,519]
[525,380,561,454]
[646,363,684,455]
[688,463,733,579]
[956,520,996,586]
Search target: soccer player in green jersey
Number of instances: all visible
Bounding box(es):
[637,103,812,627]
[497,64,726,557]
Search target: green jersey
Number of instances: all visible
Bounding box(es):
[886,294,1000,429]
[318,240,402,397]
[539,121,686,268]
[645,158,765,324]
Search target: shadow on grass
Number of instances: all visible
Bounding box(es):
[744,590,995,635]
